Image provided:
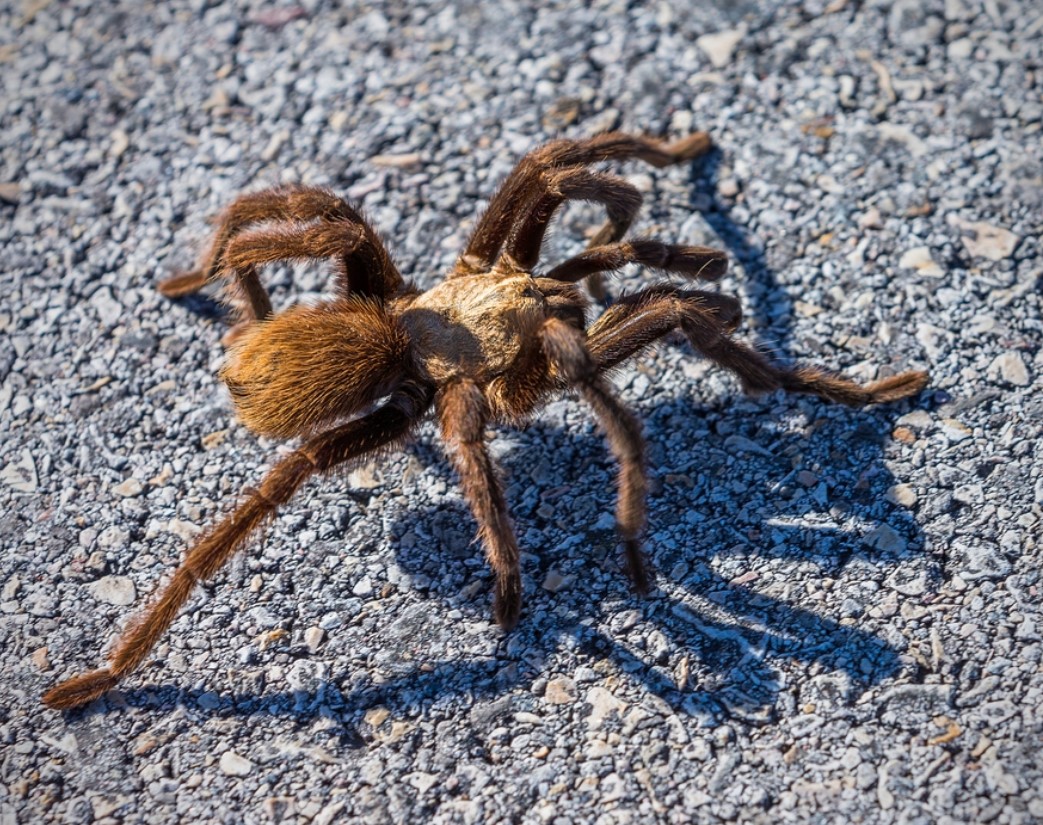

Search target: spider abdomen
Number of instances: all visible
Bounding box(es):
[220,297,411,438]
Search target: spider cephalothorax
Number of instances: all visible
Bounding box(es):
[44,131,928,710]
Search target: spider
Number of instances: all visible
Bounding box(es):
[43,130,928,710]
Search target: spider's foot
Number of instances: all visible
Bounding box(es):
[493,577,522,631]
[865,370,930,404]
[688,248,729,282]
[721,310,741,334]
[705,292,742,332]
[42,667,119,710]
[665,132,712,163]
[158,269,208,298]
[623,539,655,596]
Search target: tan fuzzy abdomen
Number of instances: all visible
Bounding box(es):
[220,298,411,438]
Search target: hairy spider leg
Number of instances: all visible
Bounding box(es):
[540,318,652,592]
[503,167,644,272]
[585,287,929,403]
[42,383,432,711]
[461,131,713,274]
[544,238,728,285]
[159,186,363,294]
[437,379,524,629]
[159,185,404,317]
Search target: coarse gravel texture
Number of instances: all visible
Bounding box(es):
[2,0,1042,823]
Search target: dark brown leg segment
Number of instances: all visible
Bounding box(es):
[585,287,929,404]
[544,238,728,284]
[42,382,432,711]
[503,168,644,272]
[540,318,652,592]
[217,219,394,321]
[159,186,348,296]
[586,287,742,371]
[437,379,524,629]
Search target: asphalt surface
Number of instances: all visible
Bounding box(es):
[2,1,1041,822]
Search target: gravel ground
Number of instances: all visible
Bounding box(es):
[3,0,1042,822]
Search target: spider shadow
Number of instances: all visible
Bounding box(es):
[69,378,929,729]
[378,399,927,716]
[688,146,795,352]
[163,290,228,323]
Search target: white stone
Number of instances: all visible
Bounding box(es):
[219,751,253,776]
[88,576,136,606]
[953,484,984,505]
[542,570,571,592]
[585,687,626,729]
[886,568,927,596]
[97,525,129,549]
[90,286,123,327]
[859,206,883,229]
[347,462,383,490]
[885,484,918,507]
[863,524,907,554]
[696,29,744,68]
[897,410,932,429]
[109,129,129,158]
[545,677,577,704]
[987,352,1030,387]
[940,418,972,443]
[915,324,947,359]
[955,541,1012,581]
[352,576,374,597]
[114,478,144,497]
[723,434,771,457]
[407,771,438,794]
[899,246,943,277]
[286,660,326,692]
[878,123,927,157]
[166,519,201,541]
[370,152,422,169]
[1,449,37,492]
[949,217,1019,260]
[304,626,324,653]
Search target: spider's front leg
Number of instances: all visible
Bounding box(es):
[437,379,524,629]
[503,169,643,272]
[42,382,432,711]
[539,318,653,593]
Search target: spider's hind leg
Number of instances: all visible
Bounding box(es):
[678,310,929,405]
[159,186,404,334]
[156,269,210,298]
[42,387,431,711]
[159,186,349,295]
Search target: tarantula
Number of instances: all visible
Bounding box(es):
[43,131,928,710]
